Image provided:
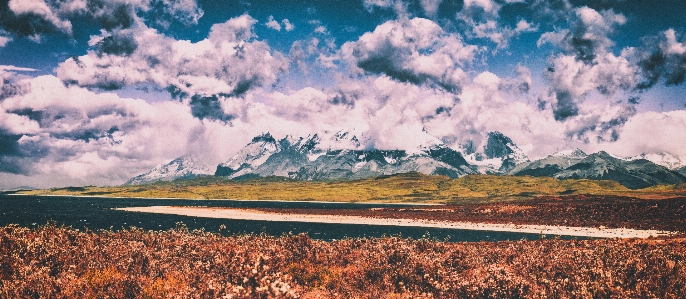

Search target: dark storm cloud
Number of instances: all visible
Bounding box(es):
[539,6,626,64]
[341,17,476,93]
[638,29,686,90]
[566,104,636,143]
[0,130,24,174]
[328,92,356,108]
[552,91,579,121]
[56,15,288,119]
[357,54,427,86]
[0,0,68,38]
[538,6,639,126]
[189,94,234,122]
[87,0,137,30]
[95,32,138,56]
[0,0,203,42]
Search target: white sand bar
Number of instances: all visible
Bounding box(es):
[116,206,675,238]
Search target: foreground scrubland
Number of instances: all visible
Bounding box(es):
[1,225,685,298]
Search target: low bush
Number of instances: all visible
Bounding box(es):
[1,224,684,298]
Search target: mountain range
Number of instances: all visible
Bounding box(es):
[124,155,214,185]
[509,150,686,189]
[125,131,686,189]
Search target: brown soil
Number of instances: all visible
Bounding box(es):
[246,195,686,233]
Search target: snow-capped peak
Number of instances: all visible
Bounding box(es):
[550,148,587,158]
[125,155,213,185]
[219,132,278,170]
[627,152,686,170]
[316,130,362,151]
[460,131,528,174]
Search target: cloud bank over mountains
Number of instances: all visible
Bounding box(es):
[1,0,686,188]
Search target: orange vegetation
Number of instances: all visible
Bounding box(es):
[1,224,685,298]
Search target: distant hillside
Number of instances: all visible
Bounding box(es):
[22,172,686,203]
[511,151,686,189]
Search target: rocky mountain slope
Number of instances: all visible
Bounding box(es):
[125,132,686,189]
[627,152,686,170]
[511,151,686,189]
[463,132,529,173]
[509,149,588,177]
[125,155,214,185]
[215,131,477,180]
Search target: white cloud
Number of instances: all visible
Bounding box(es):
[515,19,537,33]
[265,15,281,31]
[538,6,626,61]
[2,0,203,41]
[283,19,295,31]
[0,72,272,186]
[456,0,537,49]
[362,0,394,11]
[419,0,442,18]
[341,17,477,92]
[638,29,686,88]
[662,29,686,55]
[536,5,640,133]
[8,0,73,34]
[0,65,37,72]
[0,35,10,47]
[314,25,327,34]
[362,0,409,19]
[56,14,288,119]
[463,0,500,16]
[600,110,686,157]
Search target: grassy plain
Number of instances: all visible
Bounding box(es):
[17,172,686,203]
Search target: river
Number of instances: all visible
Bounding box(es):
[0,194,578,242]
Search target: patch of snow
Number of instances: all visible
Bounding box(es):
[628,152,686,170]
[550,148,587,158]
[384,156,397,164]
[307,152,325,162]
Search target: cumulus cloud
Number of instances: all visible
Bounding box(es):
[283,19,295,31]
[0,70,270,186]
[265,15,281,31]
[0,34,10,47]
[341,17,477,92]
[419,0,442,18]
[0,0,203,41]
[601,110,686,157]
[3,0,686,189]
[56,15,288,120]
[536,5,641,139]
[362,0,394,12]
[530,0,572,22]
[8,0,73,34]
[456,0,537,50]
[538,6,626,63]
[638,28,686,89]
[362,0,409,19]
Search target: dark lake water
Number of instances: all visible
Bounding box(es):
[0,195,577,242]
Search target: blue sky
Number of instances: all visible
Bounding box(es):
[1,0,686,188]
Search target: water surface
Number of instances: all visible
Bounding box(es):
[0,195,576,242]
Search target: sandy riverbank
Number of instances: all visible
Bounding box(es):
[116,206,674,238]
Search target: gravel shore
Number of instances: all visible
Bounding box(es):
[116,206,674,238]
